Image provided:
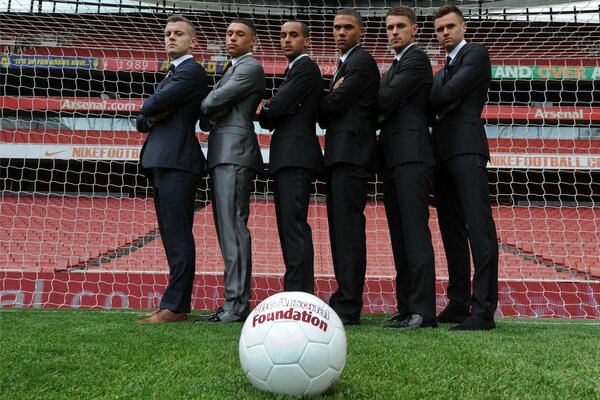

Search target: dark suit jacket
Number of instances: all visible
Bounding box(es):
[375,45,434,168]
[259,55,324,175]
[201,54,265,171]
[319,45,380,171]
[430,43,491,161]
[137,58,208,176]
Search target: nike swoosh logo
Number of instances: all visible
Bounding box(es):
[44,150,66,157]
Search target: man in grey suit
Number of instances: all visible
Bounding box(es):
[136,15,208,324]
[197,18,265,323]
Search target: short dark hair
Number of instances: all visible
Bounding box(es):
[166,15,196,37]
[336,8,363,27]
[284,20,310,37]
[386,6,417,25]
[231,18,257,36]
[432,5,464,22]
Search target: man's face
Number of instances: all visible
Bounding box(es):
[226,22,256,58]
[386,15,417,54]
[164,21,197,60]
[434,12,466,52]
[333,14,364,53]
[280,22,309,61]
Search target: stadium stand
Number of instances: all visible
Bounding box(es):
[2,12,599,62]
[0,6,598,315]
[2,193,585,283]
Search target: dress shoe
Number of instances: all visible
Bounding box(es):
[195,307,224,322]
[384,313,437,330]
[137,309,188,324]
[146,308,162,317]
[195,307,246,323]
[437,305,470,323]
[382,311,409,323]
[449,316,496,331]
[340,317,360,326]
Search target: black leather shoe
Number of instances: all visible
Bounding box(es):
[194,307,246,323]
[340,317,360,326]
[437,305,470,323]
[382,311,409,323]
[194,307,223,321]
[385,313,437,330]
[449,316,496,331]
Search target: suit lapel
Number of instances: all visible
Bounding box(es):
[452,43,469,66]
[331,45,360,90]
[216,66,231,89]
[156,57,195,90]
[281,59,296,89]
[157,73,173,90]
[330,62,344,91]
[385,59,398,85]
[444,43,469,83]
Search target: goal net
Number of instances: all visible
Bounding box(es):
[1,0,599,318]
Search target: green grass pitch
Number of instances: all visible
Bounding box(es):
[1,309,599,399]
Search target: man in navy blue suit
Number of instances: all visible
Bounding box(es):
[430,5,498,331]
[137,15,208,324]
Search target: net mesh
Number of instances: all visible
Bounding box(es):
[1,0,599,317]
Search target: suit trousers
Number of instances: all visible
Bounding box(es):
[326,163,371,320]
[433,154,498,319]
[211,164,256,317]
[273,167,315,294]
[383,162,436,319]
[151,167,199,313]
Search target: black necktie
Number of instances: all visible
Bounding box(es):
[443,56,452,83]
[332,59,343,87]
[166,63,175,77]
[222,60,232,74]
[387,58,398,83]
[284,65,290,77]
[444,56,452,73]
[216,61,232,85]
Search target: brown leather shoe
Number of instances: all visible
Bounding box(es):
[138,309,188,324]
[146,308,162,317]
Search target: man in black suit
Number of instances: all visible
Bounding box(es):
[259,20,324,294]
[430,5,498,331]
[136,15,208,324]
[376,6,437,330]
[319,9,380,326]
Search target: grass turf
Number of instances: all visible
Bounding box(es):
[1,309,599,399]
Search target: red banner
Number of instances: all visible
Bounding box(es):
[1,271,599,318]
[2,97,599,123]
[483,106,600,122]
[0,97,143,113]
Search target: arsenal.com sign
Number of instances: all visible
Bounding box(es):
[61,99,140,112]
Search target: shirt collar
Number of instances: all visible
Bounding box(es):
[340,44,360,63]
[447,40,467,63]
[231,52,253,66]
[395,42,416,62]
[171,54,193,68]
[287,53,309,71]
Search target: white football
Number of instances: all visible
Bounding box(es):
[239,291,347,396]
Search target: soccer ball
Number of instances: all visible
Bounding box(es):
[239,291,347,397]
